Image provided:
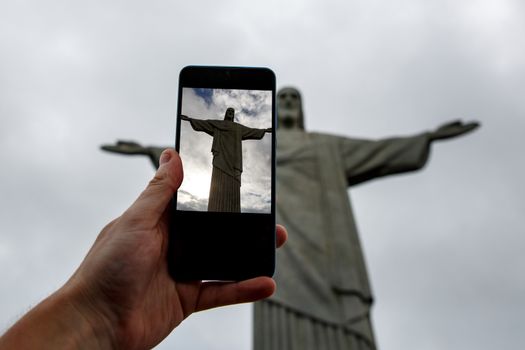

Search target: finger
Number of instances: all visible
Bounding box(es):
[452,121,480,137]
[194,277,276,312]
[276,225,287,248]
[123,149,183,224]
[465,121,481,130]
[441,120,462,128]
[100,145,124,153]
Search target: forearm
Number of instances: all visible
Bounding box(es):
[242,127,269,140]
[0,285,115,350]
[345,133,432,186]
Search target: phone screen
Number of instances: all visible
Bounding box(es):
[169,66,275,281]
[177,88,272,214]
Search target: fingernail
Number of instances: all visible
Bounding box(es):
[159,150,171,165]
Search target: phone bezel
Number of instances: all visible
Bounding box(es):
[169,66,276,281]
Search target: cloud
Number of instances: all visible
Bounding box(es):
[177,190,208,211]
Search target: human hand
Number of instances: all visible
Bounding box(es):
[180,115,190,121]
[0,149,287,350]
[265,128,272,133]
[429,120,480,141]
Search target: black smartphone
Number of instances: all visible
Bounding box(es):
[169,66,276,281]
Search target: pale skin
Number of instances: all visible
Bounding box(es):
[0,149,287,350]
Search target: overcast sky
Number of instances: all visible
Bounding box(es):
[178,88,272,213]
[0,0,524,349]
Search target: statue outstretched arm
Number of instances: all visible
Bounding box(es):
[428,120,480,141]
[341,134,432,186]
[100,140,165,169]
[182,116,216,136]
[341,119,480,186]
[241,125,271,140]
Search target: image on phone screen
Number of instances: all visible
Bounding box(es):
[177,88,273,214]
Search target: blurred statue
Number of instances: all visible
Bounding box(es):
[101,87,479,350]
[252,87,478,350]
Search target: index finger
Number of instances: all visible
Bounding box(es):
[276,225,287,248]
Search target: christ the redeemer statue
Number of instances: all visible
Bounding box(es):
[181,107,271,212]
[253,87,478,350]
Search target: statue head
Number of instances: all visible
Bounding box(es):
[277,87,305,130]
[224,107,235,122]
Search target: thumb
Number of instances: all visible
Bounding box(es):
[123,149,183,225]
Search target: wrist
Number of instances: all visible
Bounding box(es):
[0,284,116,350]
[426,131,437,141]
[58,280,118,349]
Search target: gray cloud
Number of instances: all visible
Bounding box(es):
[177,190,208,212]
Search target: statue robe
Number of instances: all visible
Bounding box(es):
[186,118,268,212]
[254,129,432,349]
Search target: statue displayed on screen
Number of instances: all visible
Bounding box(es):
[101,87,478,350]
[180,107,271,212]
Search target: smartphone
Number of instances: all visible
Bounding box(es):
[169,66,276,281]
